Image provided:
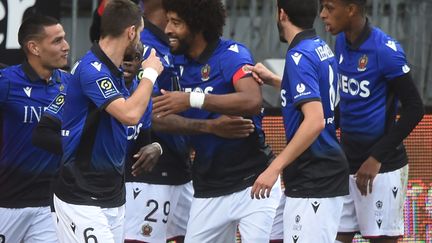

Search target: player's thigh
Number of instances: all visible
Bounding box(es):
[0,207,33,243]
[167,182,193,240]
[337,190,360,234]
[125,182,176,242]
[270,193,285,241]
[184,196,235,243]
[25,206,58,243]
[283,196,344,243]
[54,194,124,243]
[237,181,282,243]
[352,165,408,238]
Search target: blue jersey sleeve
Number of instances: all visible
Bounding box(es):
[219,43,254,84]
[79,65,123,109]
[286,51,321,107]
[0,70,10,106]
[378,37,410,81]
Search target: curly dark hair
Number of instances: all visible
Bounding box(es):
[162,0,225,42]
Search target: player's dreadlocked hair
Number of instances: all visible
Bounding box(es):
[162,0,225,42]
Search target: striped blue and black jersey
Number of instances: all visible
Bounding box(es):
[0,62,69,208]
[54,43,129,207]
[177,38,273,198]
[280,29,349,198]
[335,23,410,174]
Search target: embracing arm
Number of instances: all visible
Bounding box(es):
[251,62,282,89]
[152,114,254,139]
[152,76,262,117]
[106,49,163,125]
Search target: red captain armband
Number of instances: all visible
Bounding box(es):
[232,64,253,85]
[97,0,107,16]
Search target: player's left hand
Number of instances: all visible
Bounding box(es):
[250,167,279,199]
[131,143,162,176]
[152,89,190,117]
[355,156,381,196]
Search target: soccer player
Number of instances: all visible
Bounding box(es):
[152,0,282,242]
[124,2,193,242]
[124,2,256,242]
[320,0,425,242]
[250,0,350,242]
[0,15,69,242]
[52,0,163,242]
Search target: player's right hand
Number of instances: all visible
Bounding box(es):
[141,48,164,75]
[209,115,254,139]
[251,167,279,199]
[251,62,276,86]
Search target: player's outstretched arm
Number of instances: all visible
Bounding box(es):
[153,76,262,117]
[152,114,255,139]
[251,101,325,199]
[251,62,282,89]
[106,49,163,125]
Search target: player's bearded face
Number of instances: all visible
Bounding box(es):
[277,20,287,43]
[165,12,194,55]
[168,32,194,55]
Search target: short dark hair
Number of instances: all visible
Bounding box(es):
[18,15,59,49]
[277,0,318,29]
[162,0,225,42]
[339,0,367,13]
[100,0,143,38]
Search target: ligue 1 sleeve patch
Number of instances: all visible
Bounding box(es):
[46,93,66,114]
[232,64,253,84]
[96,77,119,98]
[137,69,144,80]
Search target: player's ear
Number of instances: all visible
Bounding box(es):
[278,8,288,23]
[127,25,136,41]
[27,41,40,56]
[347,3,357,17]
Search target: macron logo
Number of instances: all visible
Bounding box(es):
[291,52,302,65]
[164,55,170,65]
[23,86,32,97]
[91,62,102,72]
[143,46,150,57]
[228,44,239,53]
[339,54,344,64]
[385,40,397,52]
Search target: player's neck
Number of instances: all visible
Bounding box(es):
[345,17,367,45]
[284,24,303,46]
[98,37,127,68]
[27,57,53,82]
[187,34,207,60]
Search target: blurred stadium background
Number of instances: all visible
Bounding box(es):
[1,0,431,242]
